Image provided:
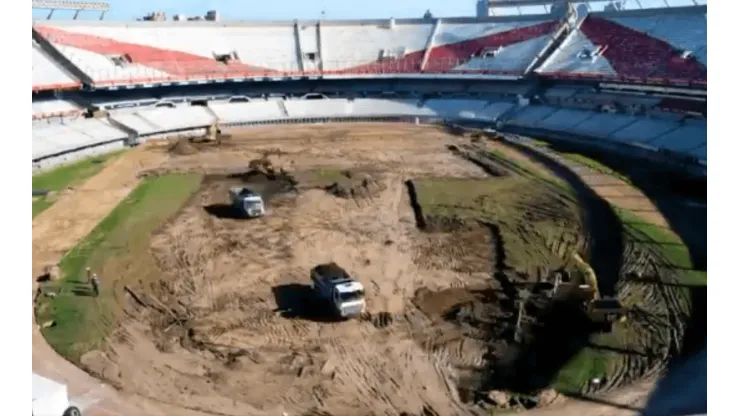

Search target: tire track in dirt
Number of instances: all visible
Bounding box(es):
[325,339,469,416]
[32,147,228,416]
[490,135,700,415]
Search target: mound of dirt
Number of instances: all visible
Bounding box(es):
[323,171,384,200]
[169,139,199,156]
[248,156,276,174]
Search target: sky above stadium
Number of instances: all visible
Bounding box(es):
[31,0,705,21]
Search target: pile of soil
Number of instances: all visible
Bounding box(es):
[323,171,384,200]
[248,156,276,174]
[169,139,199,156]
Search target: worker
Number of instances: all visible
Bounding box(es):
[90,273,100,297]
[86,267,92,283]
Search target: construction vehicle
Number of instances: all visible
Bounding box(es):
[587,297,626,332]
[32,374,82,416]
[310,262,366,319]
[229,187,265,218]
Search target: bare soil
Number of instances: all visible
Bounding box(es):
[32,124,703,416]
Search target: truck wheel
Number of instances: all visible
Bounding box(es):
[63,406,82,416]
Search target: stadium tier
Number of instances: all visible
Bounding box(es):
[31,16,563,87]
[30,5,706,170]
[30,6,706,90]
[32,97,706,170]
[537,6,706,85]
[32,40,81,91]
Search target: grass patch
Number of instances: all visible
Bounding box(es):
[35,173,202,362]
[616,207,706,285]
[553,206,705,393]
[552,347,613,394]
[32,151,126,218]
[33,197,54,218]
[560,152,631,184]
[490,148,572,193]
[530,139,551,148]
[415,177,531,221]
[414,176,581,273]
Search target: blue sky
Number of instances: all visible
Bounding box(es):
[32,0,705,21]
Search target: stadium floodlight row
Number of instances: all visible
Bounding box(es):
[31,4,706,91]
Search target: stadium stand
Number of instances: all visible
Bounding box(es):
[29,4,708,416]
[537,6,706,86]
[110,106,217,134]
[32,16,564,87]
[32,41,81,91]
[32,99,83,119]
[503,103,705,160]
[32,118,127,169]
[30,3,707,170]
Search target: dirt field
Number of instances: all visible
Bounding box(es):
[33,124,704,416]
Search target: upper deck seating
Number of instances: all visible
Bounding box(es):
[33,17,561,87]
[320,22,433,74]
[33,23,290,87]
[427,20,560,74]
[32,42,80,91]
[536,6,706,85]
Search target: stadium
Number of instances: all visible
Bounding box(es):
[31,0,707,415]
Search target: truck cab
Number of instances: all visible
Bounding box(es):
[310,263,366,319]
[229,187,265,218]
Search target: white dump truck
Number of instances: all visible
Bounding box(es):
[229,187,265,218]
[32,374,82,416]
[310,263,366,319]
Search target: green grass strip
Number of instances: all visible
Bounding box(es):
[32,151,126,218]
[36,173,202,362]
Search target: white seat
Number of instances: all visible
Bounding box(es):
[32,42,79,90]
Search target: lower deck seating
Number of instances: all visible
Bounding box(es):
[111,106,217,133]
[505,104,705,160]
[32,100,83,119]
[33,118,127,161]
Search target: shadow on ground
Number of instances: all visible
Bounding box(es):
[533,140,706,272]
[496,135,707,414]
[203,203,251,220]
[271,283,345,323]
[639,285,707,415]
[496,138,625,297]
